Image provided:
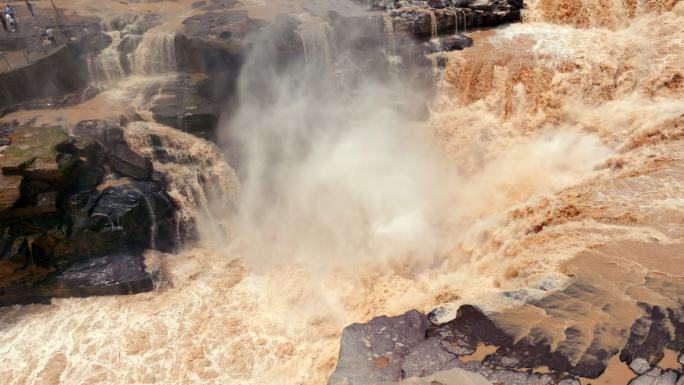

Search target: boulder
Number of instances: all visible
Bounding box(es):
[41,252,154,298]
[328,310,432,385]
[147,75,220,139]
[628,368,665,385]
[73,120,125,148]
[630,358,652,375]
[429,305,512,350]
[110,144,153,180]
[0,252,153,306]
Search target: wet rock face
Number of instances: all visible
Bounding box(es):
[0,252,153,306]
[386,0,523,39]
[329,306,571,385]
[328,310,432,385]
[146,75,220,140]
[328,303,684,385]
[0,121,176,306]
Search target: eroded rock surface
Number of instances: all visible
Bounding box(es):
[0,120,175,305]
[329,303,684,385]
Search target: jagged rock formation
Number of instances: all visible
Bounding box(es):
[0,120,175,306]
[329,303,684,385]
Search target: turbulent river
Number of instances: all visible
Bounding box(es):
[1,0,684,384]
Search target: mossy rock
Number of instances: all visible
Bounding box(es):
[0,126,69,181]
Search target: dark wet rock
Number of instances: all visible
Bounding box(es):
[328,310,431,385]
[89,179,175,249]
[429,305,513,350]
[621,305,672,366]
[420,34,474,55]
[58,136,108,166]
[0,191,57,218]
[0,123,176,306]
[73,120,125,149]
[442,34,474,50]
[0,252,153,306]
[388,0,522,39]
[630,357,652,375]
[147,75,220,139]
[402,337,459,378]
[110,144,153,180]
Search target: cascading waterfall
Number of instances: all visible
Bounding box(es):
[299,21,337,68]
[124,121,240,243]
[86,30,126,85]
[426,8,438,38]
[452,8,467,33]
[133,31,177,76]
[383,11,403,70]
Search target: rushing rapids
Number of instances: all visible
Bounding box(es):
[0,0,683,384]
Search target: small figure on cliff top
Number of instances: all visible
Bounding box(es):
[4,5,14,21]
[4,12,15,32]
[25,1,35,18]
[44,27,56,45]
[0,10,7,33]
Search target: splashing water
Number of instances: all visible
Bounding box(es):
[124,121,241,242]
[1,0,684,384]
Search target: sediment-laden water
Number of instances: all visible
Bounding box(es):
[1,0,683,384]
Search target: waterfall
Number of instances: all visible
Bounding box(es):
[124,121,241,243]
[133,31,177,76]
[141,195,158,250]
[451,7,467,33]
[426,9,438,38]
[383,12,398,63]
[299,22,336,68]
[86,30,126,85]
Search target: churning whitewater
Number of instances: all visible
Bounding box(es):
[0,0,683,384]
